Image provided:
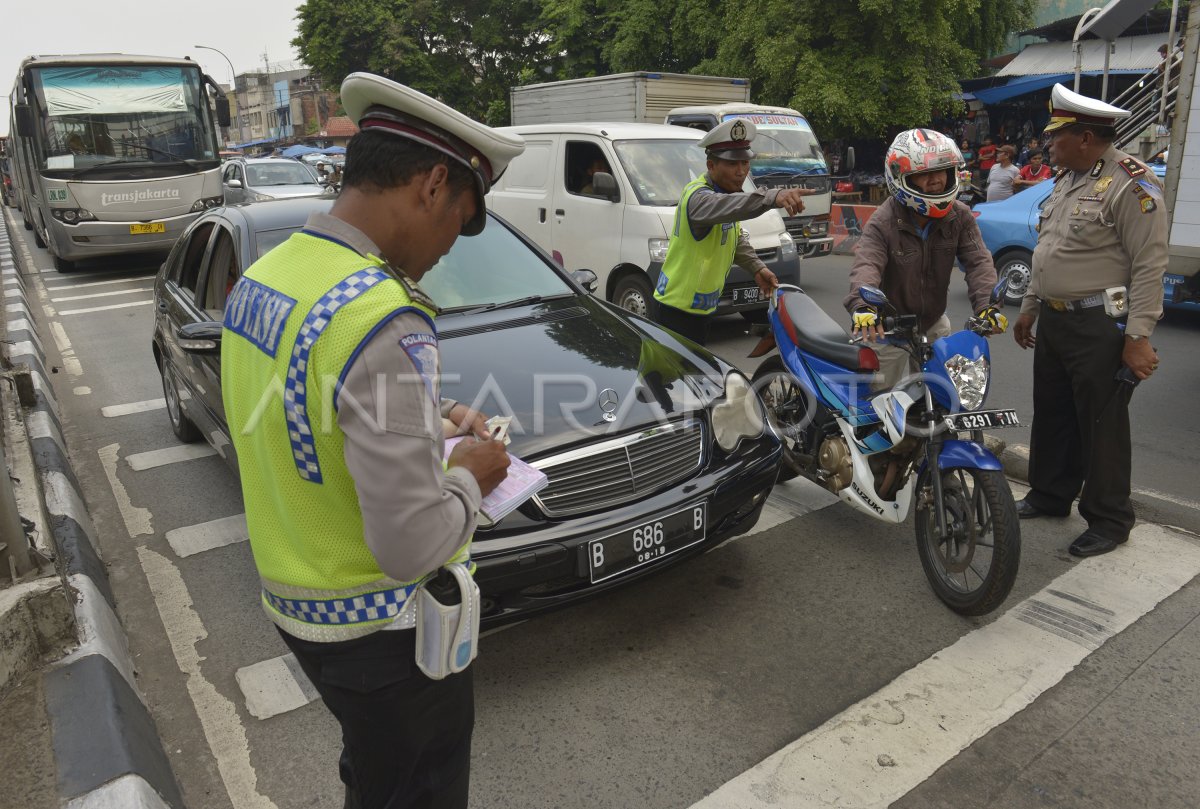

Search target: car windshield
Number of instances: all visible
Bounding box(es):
[725,113,828,177]
[612,139,709,206]
[423,219,574,310]
[251,216,574,306]
[247,162,317,187]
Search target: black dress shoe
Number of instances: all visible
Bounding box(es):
[1016,498,1065,519]
[1068,531,1125,558]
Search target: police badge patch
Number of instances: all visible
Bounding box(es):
[400,333,440,402]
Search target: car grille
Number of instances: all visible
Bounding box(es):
[531,420,705,517]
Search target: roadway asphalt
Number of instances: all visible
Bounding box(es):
[8,229,1200,809]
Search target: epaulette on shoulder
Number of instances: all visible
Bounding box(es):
[1119,157,1146,178]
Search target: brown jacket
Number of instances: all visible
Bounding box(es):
[845,198,997,332]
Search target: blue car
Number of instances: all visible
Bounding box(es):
[972,161,1175,308]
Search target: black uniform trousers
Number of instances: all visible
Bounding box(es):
[280,626,474,809]
[1026,305,1136,542]
[651,300,710,345]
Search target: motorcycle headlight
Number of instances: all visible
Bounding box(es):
[944,354,989,410]
[711,371,766,451]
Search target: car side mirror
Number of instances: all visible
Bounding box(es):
[571,269,599,293]
[226,179,242,189]
[591,172,619,202]
[859,284,889,309]
[178,321,223,354]
[215,96,231,128]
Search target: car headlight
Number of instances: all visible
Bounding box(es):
[944,354,989,410]
[711,371,766,451]
[648,238,670,263]
[779,231,797,258]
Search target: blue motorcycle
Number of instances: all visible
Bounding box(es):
[750,283,1021,615]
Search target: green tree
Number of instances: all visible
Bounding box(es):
[702,0,1034,138]
[294,0,549,124]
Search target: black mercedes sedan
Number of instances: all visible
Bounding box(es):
[151,197,781,625]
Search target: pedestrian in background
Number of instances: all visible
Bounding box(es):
[1014,148,1053,191]
[651,118,813,345]
[977,137,997,174]
[985,145,1020,201]
[1012,84,1168,558]
[221,72,521,808]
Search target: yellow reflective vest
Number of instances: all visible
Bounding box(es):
[654,175,741,315]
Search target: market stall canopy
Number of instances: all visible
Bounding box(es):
[280,144,325,158]
[997,33,1166,76]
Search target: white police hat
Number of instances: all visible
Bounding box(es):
[697,118,757,160]
[340,73,525,235]
[1043,84,1131,134]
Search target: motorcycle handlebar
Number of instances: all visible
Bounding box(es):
[882,314,919,332]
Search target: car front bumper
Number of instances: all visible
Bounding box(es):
[471,435,782,626]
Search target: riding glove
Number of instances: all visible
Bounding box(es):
[851,308,879,330]
[977,306,1009,333]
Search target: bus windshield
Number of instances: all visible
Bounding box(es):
[724,113,828,178]
[30,65,218,172]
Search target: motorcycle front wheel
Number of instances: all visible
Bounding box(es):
[751,355,811,483]
[915,466,1020,616]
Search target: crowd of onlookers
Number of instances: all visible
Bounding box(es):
[959,135,1055,202]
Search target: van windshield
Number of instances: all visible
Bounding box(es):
[724,113,828,178]
[611,139,708,206]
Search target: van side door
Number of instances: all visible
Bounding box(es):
[487,136,557,256]
[551,138,624,293]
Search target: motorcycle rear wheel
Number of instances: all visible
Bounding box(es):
[751,355,810,483]
[915,466,1020,616]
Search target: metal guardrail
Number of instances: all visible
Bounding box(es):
[1112,56,1183,149]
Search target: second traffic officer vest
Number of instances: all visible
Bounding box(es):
[654,175,742,315]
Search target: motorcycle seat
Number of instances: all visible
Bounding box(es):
[779,291,875,369]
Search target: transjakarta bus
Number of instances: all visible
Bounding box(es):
[8,54,230,271]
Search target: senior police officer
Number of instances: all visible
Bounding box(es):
[221,73,522,807]
[1012,84,1167,558]
[651,118,814,345]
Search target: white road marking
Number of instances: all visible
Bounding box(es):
[138,547,279,809]
[235,654,321,720]
[58,299,153,316]
[98,443,153,538]
[48,321,83,377]
[101,398,166,417]
[50,286,153,302]
[73,386,91,396]
[166,513,248,558]
[708,478,838,554]
[127,444,217,471]
[44,276,156,291]
[690,523,1200,809]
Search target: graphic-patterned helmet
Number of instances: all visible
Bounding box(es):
[884,129,964,219]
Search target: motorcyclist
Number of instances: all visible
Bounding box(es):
[844,129,1004,389]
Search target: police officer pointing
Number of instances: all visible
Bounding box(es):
[652,118,813,345]
[221,73,523,807]
[1012,84,1168,558]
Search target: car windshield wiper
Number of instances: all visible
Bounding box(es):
[450,293,568,316]
[71,158,202,178]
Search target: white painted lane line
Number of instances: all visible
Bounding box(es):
[166,513,248,558]
[127,444,217,471]
[48,321,82,377]
[58,299,153,316]
[138,547,279,808]
[73,386,91,396]
[44,276,157,291]
[50,286,153,303]
[236,654,321,720]
[690,523,1200,809]
[101,398,166,417]
[709,478,838,554]
[98,443,153,538]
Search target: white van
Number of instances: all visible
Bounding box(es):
[488,123,800,319]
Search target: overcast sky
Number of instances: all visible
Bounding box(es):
[2,0,305,136]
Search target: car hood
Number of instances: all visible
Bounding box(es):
[437,295,729,460]
[255,185,327,200]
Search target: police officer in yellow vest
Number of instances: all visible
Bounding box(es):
[221,73,522,808]
[652,118,814,345]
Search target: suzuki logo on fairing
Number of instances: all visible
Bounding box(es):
[851,482,885,515]
[599,388,619,422]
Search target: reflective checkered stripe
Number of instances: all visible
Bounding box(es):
[284,267,391,483]
[265,583,417,625]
